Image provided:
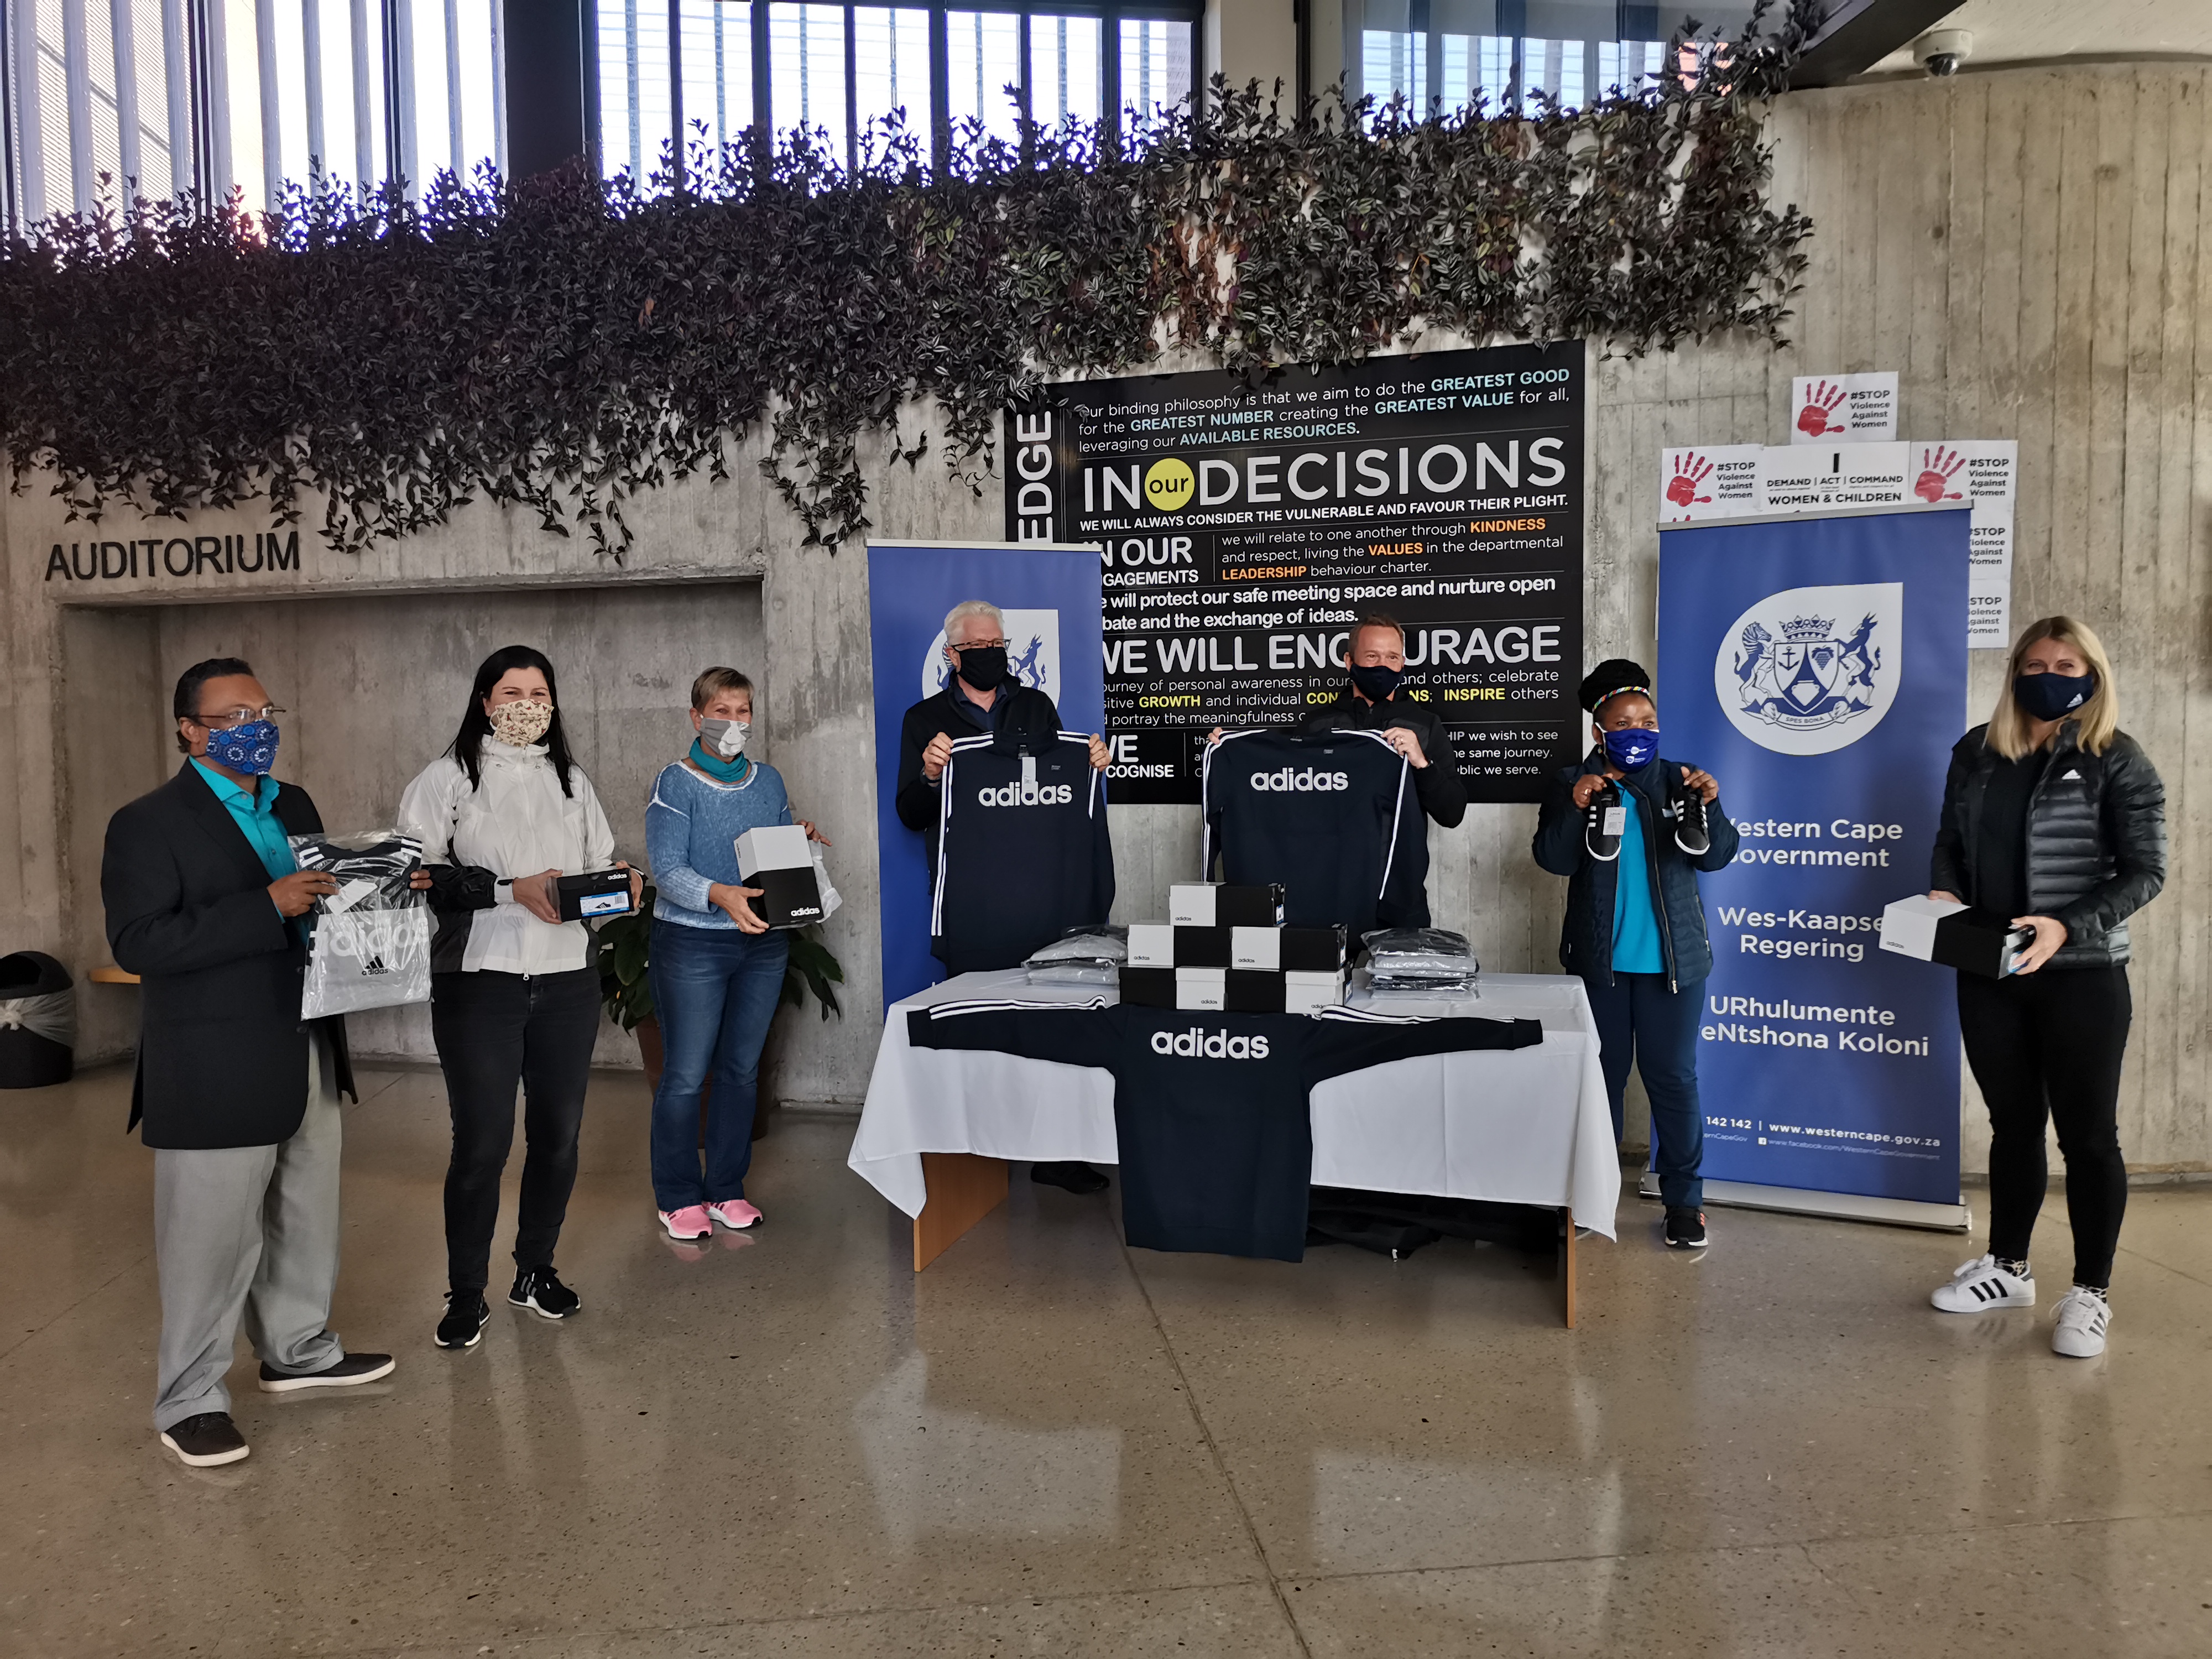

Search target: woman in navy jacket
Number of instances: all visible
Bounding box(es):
[1533,659,1738,1249]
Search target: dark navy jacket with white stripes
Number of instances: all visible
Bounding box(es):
[906,997,1542,1260]
[931,731,1114,974]
[1202,728,1422,933]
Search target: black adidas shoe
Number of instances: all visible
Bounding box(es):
[1673,788,1712,857]
[1584,782,1624,862]
[1663,1207,1709,1249]
[435,1290,491,1349]
[509,1266,581,1320]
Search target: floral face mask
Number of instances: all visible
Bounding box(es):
[488,698,554,748]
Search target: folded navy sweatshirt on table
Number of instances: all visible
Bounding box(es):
[905,999,1543,1261]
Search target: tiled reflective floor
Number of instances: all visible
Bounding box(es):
[4,1064,2209,1657]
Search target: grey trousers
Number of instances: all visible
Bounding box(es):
[151,1034,347,1431]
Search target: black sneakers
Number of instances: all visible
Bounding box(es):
[435,1290,491,1349]
[1031,1161,1110,1195]
[510,1266,582,1320]
[1672,787,1712,857]
[160,1411,249,1467]
[1663,1207,1709,1249]
[258,1351,397,1392]
[1584,782,1625,862]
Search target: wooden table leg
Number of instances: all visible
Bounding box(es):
[1560,1208,1578,1329]
[912,1154,1009,1271]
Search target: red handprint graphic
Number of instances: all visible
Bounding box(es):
[1797,380,1846,436]
[1666,452,1714,507]
[1914,445,1965,502]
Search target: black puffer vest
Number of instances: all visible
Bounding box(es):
[1929,722,2166,969]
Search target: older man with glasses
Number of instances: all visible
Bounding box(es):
[101,657,412,1467]
[894,600,1113,1195]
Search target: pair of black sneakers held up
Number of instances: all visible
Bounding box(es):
[1584,776,1712,863]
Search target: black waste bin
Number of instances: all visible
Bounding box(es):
[0,952,75,1088]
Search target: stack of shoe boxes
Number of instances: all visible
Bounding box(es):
[1119,883,1347,1013]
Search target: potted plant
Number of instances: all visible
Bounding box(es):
[596,882,844,1138]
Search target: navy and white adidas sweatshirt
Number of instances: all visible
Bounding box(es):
[906,998,1542,1260]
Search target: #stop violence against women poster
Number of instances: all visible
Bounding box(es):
[1004,343,1586,804]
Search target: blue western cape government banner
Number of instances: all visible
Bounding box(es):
[1657,506,1971,1207]
[867,542,1106,1009]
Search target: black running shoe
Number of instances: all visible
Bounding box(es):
[1673,787,1712,857]
[1584,782,1624,862]
[509,1266,581,1320]
[1663,1207,1709,1249]
[159,1412,249,1467]
[258,1352,396,1392]
[435,1290,491,1349]
[1031,1160,1110,1195]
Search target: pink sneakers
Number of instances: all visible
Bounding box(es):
[707,1198,762,1230]
[658,1205,712,1241]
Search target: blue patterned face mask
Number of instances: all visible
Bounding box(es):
[202,719,280,776]
[1600,726,1660,773]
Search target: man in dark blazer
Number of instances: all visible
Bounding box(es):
[103,658,398,1467]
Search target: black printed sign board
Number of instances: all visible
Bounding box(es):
[1003,342,1586,805]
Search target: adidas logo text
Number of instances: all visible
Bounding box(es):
[1150,1027,1272,1060]
[1248,768,1350,792]
[977,782,1074,807]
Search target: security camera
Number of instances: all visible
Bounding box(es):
[1914,29,1972,77]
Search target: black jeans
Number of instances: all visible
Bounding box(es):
[1957,964,2131,1288]
[431,967,602,1293]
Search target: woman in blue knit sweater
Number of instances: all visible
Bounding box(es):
[643,667,828,1241]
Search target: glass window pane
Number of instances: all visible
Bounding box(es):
[598,0,671,182]
[86,0,123,199]
[1117,18,1192,131]
[1519,37,1588,111]
[223,0,264,212]
[852,5,927,159]
[946,9,1019,149]
[768,3,847,161]
[678,1,751,160]
[1026,11,1098,131]
[274,0,311,186]
[409,0,450,181]
[128,0,176,198]
[455,0,498,180]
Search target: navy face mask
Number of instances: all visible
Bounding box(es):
[954,645,1008,692]
[2013,671,2095,723]
[1349,661,1405,702]
[1601,726,1660,773]
[202,718,280,776]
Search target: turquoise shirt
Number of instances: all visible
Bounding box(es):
[191,760,298,879]
[1610,794,1665,974]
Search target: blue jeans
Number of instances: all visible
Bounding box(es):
[1584,972,1705,1211]
[648,919,789,1212]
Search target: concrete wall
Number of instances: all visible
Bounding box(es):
[3,64,2206,1172]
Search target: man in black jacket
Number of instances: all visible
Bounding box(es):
[103,659,398,1467]
[1298,612,1466,926]
[893,599,1110,1194]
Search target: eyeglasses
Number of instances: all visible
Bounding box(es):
[190,706,285,727]
[950,639,1007,652]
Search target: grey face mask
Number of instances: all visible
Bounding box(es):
[699,717,750,759]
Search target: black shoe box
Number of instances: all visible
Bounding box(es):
[1171,925,1233,968]
[1932,909,2034,979]
[1169,882,1284,927]
[1224,970,1286,1014]
[1119,965,1176,1008]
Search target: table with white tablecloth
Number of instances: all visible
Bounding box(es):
[849,969,1621,1323]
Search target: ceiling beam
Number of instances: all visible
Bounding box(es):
[1788,0,1966,88]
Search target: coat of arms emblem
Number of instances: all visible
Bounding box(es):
[1713,582,1902,755]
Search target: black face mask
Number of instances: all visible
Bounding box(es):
[1349,661,1404,702]
[954,645,1008,693]
[2013,670,2095,723]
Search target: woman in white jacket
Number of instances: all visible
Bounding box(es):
[398,645,638,1350]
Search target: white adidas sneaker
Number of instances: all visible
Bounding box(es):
[1931,1253,2036,1313]
[2051,1287,2111,1358]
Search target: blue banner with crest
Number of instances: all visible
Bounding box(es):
[867,542,1105,1009]
[1657,507,1970,1204]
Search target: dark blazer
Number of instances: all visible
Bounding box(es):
[1531,749,1740,992]
[102,763,356,1149]
[1929,722,2166,969]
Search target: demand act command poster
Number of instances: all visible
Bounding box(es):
[1004,342,1586,804]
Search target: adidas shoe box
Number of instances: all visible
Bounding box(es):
[1169,882,1284,927]
[1880,896,2032,979]
[1118,964,1175,1009]
[1173,967,1227,1011]
[1128,919,1233,968]
[1121,962,1344,1014]
[1229,924,1347,974]
[733,825,826,928]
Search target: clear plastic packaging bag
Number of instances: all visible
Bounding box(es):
[289,830,432,1018]
[1026,925,1128,967]
[1026,962,1119,988]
